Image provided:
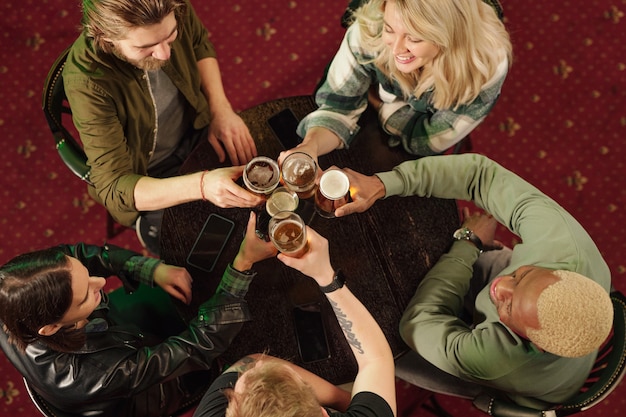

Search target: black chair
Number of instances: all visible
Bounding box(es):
[42,47,126,239]
[24,377,73,417]
[24,373,202,417]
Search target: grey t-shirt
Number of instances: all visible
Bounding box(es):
[147,69,190,169]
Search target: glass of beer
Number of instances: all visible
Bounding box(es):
[269,211,308,257]
[315,169,350,218]
[281,152,317,199]
[266,186,299,217]
[243,156,281,196]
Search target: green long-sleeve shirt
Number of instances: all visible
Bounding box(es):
[376,154,610,407]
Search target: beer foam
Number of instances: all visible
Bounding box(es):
[267,190,298,216]
[248,163,276,185]
[320,170,349,199]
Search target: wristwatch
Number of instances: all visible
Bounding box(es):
[319,269,346,294]
[453,227,484,252]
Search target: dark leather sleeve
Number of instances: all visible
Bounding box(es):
[57,243,142,292]
[12,291,250,416]
[1,243,252,416]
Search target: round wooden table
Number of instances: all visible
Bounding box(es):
[160,96,459,384]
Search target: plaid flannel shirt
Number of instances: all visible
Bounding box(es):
[298,24,509,155]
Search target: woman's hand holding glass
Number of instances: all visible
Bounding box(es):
[276,226,335,287]
[277,126,343,168]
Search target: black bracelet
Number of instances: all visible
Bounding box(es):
[319,269,346,294]
[230,263,254,275]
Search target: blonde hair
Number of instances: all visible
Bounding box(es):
[354,0,512,109]
[224,361,321,417]
[527,270,613,358]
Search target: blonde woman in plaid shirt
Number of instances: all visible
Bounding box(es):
[284,0,512,162]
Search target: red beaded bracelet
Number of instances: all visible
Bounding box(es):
[200,170,209,201]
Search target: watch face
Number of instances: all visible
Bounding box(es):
[453,228,471,240]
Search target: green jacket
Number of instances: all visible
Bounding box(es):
[377,154,611,407]
[63,1,215,226]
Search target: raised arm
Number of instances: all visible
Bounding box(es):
[133,166,263,211]
[278,227,396,415]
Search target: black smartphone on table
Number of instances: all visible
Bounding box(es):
[267,108,302,150]
[293,302,331,363]
[255,209,271,241]
[186,213,235,273]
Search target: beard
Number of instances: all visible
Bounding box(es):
[111,44,168,71]
[134,56,168,71]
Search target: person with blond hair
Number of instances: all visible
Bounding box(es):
[334,153,613,409]
[63,0,262,254]
[282,0,512,164]
[192,227,397,417]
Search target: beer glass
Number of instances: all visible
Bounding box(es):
[281,152,317,199]
[315,169,350,218]
[243,156,280,196]
[266,186,299,217]
[269,211,308,257]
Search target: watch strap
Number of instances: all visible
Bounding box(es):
[319,269,346,293]
[467,232,484,252]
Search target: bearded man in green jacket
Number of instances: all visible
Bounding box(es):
[63,0,263,254]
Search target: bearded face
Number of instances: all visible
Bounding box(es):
[111,44,168,71]
[107,12,177,71]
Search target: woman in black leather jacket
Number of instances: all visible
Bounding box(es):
[0,212,276,416]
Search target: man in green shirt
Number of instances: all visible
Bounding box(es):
[335,154,613,408]
[63,0,262,254]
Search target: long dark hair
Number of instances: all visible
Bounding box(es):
[0,248,86,352]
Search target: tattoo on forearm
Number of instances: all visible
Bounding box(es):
[329,299,364,354]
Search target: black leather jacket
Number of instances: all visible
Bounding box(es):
[0,244,251,416]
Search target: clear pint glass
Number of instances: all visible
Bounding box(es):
[269,211,308,258]
[281,152,317,199]
[243,156,281,196]
[315,169,350,218]
[266,186,299,217]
